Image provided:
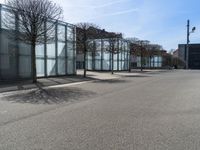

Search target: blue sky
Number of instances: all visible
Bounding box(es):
[1,0,200,51]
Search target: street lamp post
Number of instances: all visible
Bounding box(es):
[186,20,196,69]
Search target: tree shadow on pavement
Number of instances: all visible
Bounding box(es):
[94,79,128,84]
[122,75,151,78]
[2,87,96,105]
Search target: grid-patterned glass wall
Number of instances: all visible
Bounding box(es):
[87,38,130,71]
[136,56,162,68]
[0,4,76,80]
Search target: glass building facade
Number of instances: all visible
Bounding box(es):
[0,4,76,80]
[87,38,130,71]
[136,56,163,68]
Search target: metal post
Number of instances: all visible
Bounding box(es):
[186,20,190,69]
[92,40,95,70]
[121,40,123,70]
[65,24,68,75]
[140,41,143,71]
[101,38,103,70]
[15,12,19,79]
[44,21,47,77]
[128,42,131,72]
[117,40,120,71]
[73,25,76,75]
[55,21,58,75]
[117,40,119,71]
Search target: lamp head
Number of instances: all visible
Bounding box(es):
[192,27,196,32]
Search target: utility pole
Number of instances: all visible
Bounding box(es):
[186,20,196,69]
[186,20,190,69]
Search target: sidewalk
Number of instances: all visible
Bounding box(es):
[115,69,172,76]
[0,69,172,93]
[77,70,119,80]
[0,75,94,93]
[0,71,120,93]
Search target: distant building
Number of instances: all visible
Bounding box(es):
[178,44,200,69]
[173,49,179,58]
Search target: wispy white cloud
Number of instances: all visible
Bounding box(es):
[103,8,139,16]
[93,0,129,9]
[63,0,129,9]
[89,8,139,21]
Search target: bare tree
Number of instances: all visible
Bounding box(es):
[108,38,117,74]
[107,33,122,74]
[76,23,100,77]
[126,37,139,71]
[129,39,149,71]
[5,0,63,83]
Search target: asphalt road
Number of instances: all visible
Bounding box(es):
[1,70,200,150]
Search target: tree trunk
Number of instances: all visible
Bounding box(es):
[129,51,131,72]
[83,32,87,77]
[83,44,87,77]
[141,50,143,72]
[111,50,114,74]
[31,42,37,83]
[149,56,151,69]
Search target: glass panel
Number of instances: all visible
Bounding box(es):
[87,59,92,70]
[67,59,74,74]
[0,54,10,70]
[57,24,65,41]
[36,58,45,77]
[58,58,66,75]
[47,42,56,57]
[95,51,101,59]
[0,32,16,54]
[46,21,55,41]
[103,51,110,60]
[67,41,73,50]
[118,52,122,61]
[19,43,32,78]
[36,44,45,57]
[18,42,31,56]
[121,61,125,70]
[95,60,101,70]
[67,26,74,41]
[95,40,101,51]
[103,60,110,70]
[57,42,65,57]
[87,41,94,52]
[103,41,110,51]
[1,55,17,78]
[114,53,118,60]
[47,59,56,76]
[67,42,74,58]
[1,9,15,30]
[121,52,125,60]
[87,52,92,59]
[118,61,120,70]
[114,61,118,70]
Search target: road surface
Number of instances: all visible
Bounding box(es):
[0,70,200,150]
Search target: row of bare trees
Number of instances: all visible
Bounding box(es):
[76,23,121,77]
[128,38,186,70]
[127,38,164,71]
